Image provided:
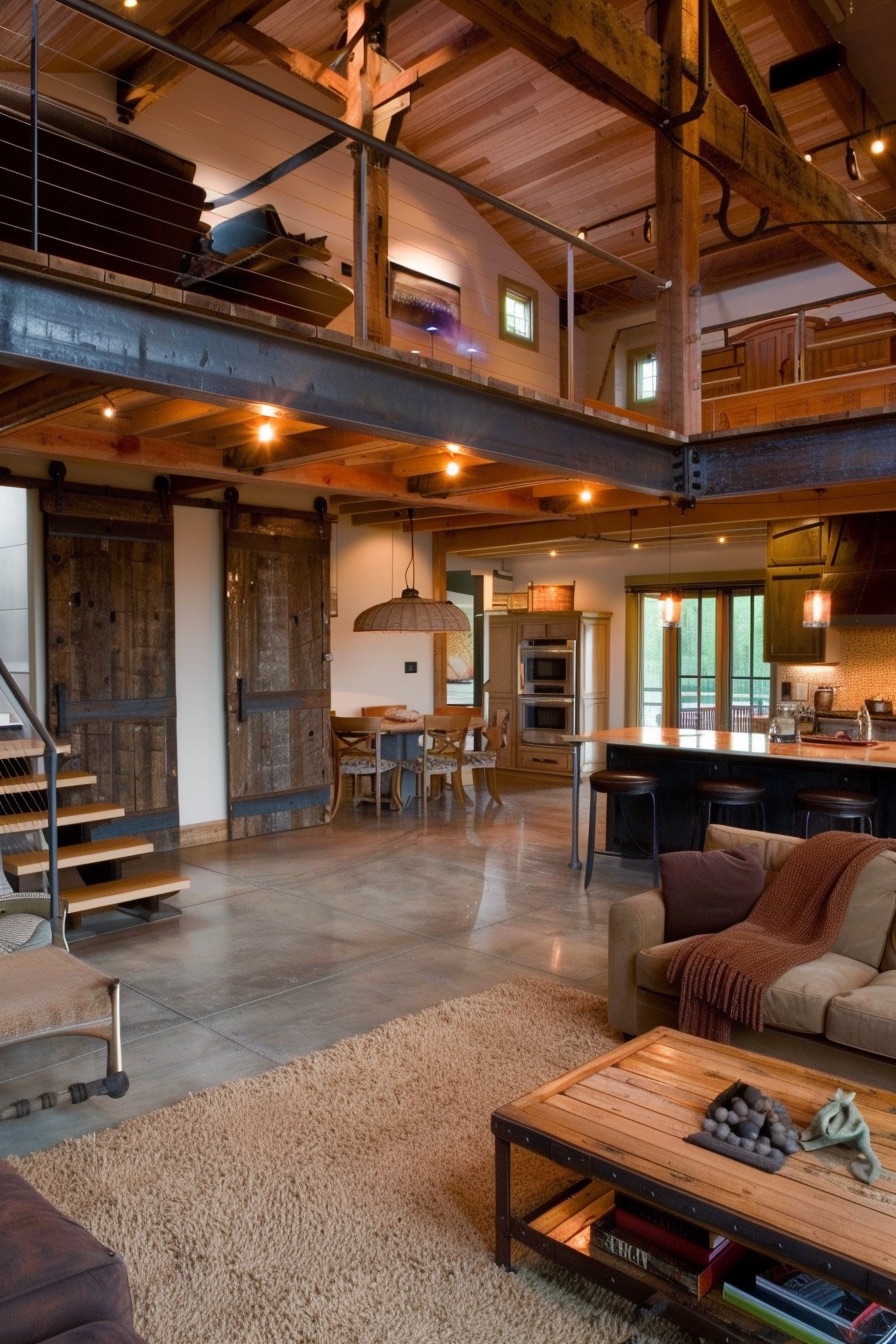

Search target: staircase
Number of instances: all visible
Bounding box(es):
[1,736,190,938]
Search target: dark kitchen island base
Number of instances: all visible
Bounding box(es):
[564,728,896,868]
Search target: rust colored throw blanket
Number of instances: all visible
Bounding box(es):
[668,832,896,1043]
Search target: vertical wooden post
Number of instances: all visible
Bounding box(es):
[346,1,391,346]
[432,530,448,708]
[654,0,703,437]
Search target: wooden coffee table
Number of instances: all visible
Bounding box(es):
[492,1027,896,1342]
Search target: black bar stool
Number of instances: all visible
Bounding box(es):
[794,787,876,837]
[692,778,765,849]
[585,769,660,889]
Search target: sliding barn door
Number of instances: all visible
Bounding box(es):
[224,506,331,838]
[43,489,179,847]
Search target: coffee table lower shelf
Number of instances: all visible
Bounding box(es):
[509,1179,796,1344]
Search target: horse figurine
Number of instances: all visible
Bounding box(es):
[800,1088,882,1184]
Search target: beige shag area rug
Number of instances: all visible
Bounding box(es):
[11,979,687,1344]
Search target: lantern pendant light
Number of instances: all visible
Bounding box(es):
[659,498,681,629]
[802,589,831,628]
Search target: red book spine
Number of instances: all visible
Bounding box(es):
[614,1207,718,1266]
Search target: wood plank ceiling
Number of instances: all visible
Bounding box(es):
[0,0,895,555]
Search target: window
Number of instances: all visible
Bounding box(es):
[635,583,769,730]
[499,276,539,350]
[627,346,658,411]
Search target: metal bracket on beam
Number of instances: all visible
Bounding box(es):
[672,448,703,500]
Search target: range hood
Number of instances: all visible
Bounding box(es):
[823,514,896,626]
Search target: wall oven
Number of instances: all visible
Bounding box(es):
[519,639,576,697]
[518,695,576,744]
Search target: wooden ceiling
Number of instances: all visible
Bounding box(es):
[1,0,895,553]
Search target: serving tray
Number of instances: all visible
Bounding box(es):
[807,735,883,748]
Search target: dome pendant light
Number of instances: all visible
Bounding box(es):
[353,509,470,633]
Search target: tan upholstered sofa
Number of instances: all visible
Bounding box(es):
[607,823,896,1088]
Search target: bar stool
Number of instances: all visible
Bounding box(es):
[692,778,765,849]
[585,770,660,890]
[794,787,876,837]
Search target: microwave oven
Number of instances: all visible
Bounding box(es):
[519,640,576,696]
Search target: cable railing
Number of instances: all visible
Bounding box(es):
[0,653,61,943]
[0,0,670,406]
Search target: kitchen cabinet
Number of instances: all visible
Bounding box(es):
[486,610,610,777]
[764,519,827,663]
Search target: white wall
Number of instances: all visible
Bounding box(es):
[330,519,436,714]
[173,506,228,826]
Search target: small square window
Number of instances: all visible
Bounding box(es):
[627,345,658,410]
[499,276,539,351]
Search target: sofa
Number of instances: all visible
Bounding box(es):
[0,1159,146,1344]
[608,822,896,1088]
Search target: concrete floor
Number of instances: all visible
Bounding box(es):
[0,775,649,1159]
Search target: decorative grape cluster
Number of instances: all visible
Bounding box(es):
[701,1082,801,1170]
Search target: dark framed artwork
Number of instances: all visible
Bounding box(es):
[388,263,461,337]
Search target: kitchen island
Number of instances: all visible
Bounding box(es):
[563,727,896,869]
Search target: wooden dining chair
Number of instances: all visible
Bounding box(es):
[361,704,407,716]
[330,716,401,817]
[462,707,510,805]
[396,713,470,814]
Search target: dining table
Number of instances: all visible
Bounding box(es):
[377,712,486,808]
[561,726,896,871]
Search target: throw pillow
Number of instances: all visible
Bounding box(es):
[660,847,766,942]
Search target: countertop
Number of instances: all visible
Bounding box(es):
[562,726,896,768]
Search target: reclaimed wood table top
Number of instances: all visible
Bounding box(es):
[493,1027,896,1296]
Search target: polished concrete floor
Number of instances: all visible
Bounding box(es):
[0,775,648,1159]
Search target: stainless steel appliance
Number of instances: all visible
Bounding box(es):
[519,639,576,697]
[518,694,576,744]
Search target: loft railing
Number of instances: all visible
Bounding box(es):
[0,653,61,942]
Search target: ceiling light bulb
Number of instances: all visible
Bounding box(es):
[804,152,813,163]
[549,550,558,557]
[123,0,137,7]
[632,542,640,550]
[259,404,276,418]
[718,535,727,544]
[257,421,274,444]
[102,404,115,418]
[445,460,460,477]
[579,487,593,504]
[871,135,886,155]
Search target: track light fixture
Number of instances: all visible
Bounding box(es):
[845,142,861,181]
[643,208,653,244]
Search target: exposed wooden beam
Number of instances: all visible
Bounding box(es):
[707,0,793,144]
[371,28,506,108]
[0,375,116,433]
[117,0,288,118]
[442,0,896,290]
[225,428,380,471]
[407,462,564,496]
[772,0,896,195]
[224,23,349,104]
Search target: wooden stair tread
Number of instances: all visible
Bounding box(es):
[0,801,126,836]
[0,738,71,761]
[64,870,191,914]
[0,769,98,796]
[3,836,154,876]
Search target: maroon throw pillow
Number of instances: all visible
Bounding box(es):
[660,847,766,942]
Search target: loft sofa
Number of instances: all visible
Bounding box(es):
[0,1159,146,1344]
[608,822,896,1087]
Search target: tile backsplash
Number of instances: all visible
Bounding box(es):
[780,627,896,710]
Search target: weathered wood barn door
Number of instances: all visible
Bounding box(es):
[43,486,179,847]
[224,502,331,838]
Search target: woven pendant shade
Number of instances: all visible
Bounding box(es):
[353,588,470,633]
[353,507,470,633]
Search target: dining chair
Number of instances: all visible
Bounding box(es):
[361,704,407,716]
[330,716,401,817]
[396,713,470,815]
[462,707,510,805]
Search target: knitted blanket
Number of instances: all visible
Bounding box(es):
[667,831,896,1043]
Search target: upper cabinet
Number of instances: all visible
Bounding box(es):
[764,519,827,663]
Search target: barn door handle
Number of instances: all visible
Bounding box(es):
[56,684,69,734]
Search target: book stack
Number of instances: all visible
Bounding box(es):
[588,1193,746,1298]
[723,1262,896,1344]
